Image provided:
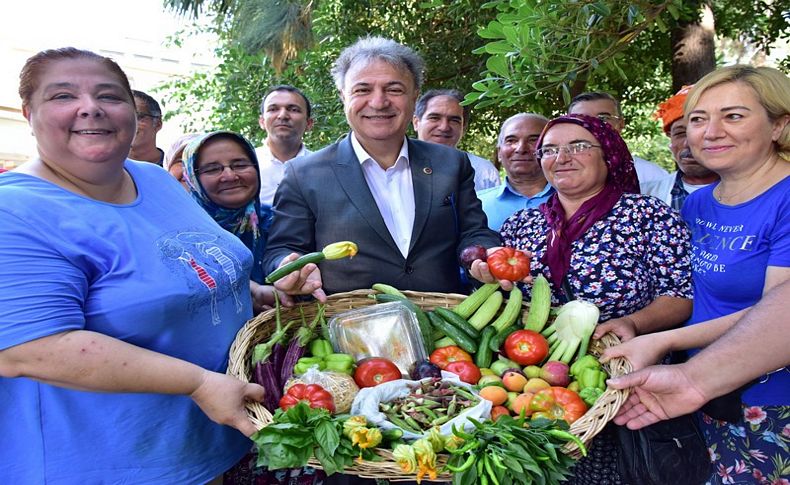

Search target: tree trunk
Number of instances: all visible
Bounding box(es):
[670,2,716,91]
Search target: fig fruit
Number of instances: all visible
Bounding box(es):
[459,244,487,270]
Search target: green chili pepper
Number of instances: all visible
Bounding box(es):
[446,454,476,473]
[309,339,333,358]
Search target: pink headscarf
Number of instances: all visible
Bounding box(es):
[536,114,639,291]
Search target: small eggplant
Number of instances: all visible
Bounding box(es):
[410,360,442,380]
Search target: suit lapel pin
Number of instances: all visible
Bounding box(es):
[423,167,432,175]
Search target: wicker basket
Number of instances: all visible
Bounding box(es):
[227,289,631,481]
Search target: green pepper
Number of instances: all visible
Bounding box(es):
[579,387,603,406]
[570,354,601,379]
[294,356,325,375]
[324,353,354,374]
[579,368,607,391]
[309,339,333,358]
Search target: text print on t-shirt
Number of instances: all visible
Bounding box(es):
[690,217,757,274]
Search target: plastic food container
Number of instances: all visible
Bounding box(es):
[328,301,427,375]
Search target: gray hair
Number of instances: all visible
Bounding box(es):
[497,113,549,146]
[331,36,424,92]
[568,91,623,118]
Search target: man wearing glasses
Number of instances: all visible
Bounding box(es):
[130,90,165,166]
[568,91,668,191]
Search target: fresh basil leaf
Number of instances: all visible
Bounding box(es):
[314,420,340,456]
[314,446,340,476]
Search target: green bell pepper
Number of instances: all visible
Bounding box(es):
[294,356,325,375]
[309,339,333,358]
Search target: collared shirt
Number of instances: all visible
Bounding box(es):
[477,178,554,231]
[465,152,502,191]
[642,171,711,211]
[255,142,312,206]
[351,133,415,258]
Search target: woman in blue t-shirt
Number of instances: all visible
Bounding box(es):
[0,48,264,484]
[605,65,790,484]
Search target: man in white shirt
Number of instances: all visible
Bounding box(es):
[642,85,719,210]
[255,85,314,205]
[412,89,501,191]
[568,91,669,191]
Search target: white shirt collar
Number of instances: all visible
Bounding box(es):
[350,133,410,167]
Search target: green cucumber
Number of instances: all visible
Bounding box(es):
[434,307,480,340]
[489,324,518,353]
[468,290,504,330]
[524,274,552,332]
[453,283,500,319]
[475,326,496,368]
[265,251,325,284]
[427,311,477,353]
[372,283,408,299]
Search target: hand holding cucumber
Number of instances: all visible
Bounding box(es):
[468,246,533,290]
[271,252,328,303]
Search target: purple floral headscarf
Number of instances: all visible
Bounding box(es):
[535,114,639,291]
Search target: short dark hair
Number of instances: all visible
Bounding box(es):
[415,89,471,129]
[260,84,312,118]
[132,90,162,118]
[568,91,622,118]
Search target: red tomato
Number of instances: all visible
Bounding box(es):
[429,346,473,370]
[445,361,482,384]
[529,386,588,424]
[504,330,549,365]
[487,247,531,281]
[279,383,336,413]
[353,358,402,388]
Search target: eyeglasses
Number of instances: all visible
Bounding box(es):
[535,141,601,160]
[136,112,160,121]
[196,160,256,177]
[596,114,622,125]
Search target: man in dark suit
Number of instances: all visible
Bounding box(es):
[263,36,505,299]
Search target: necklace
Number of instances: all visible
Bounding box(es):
[714,177,762,203]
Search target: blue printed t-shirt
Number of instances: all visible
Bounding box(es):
[0,161,253,484]
[682,175,790,406]
[477,178,554,232]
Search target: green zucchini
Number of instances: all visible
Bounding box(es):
[427,311,477,353]
[453,283,500,319]
[468,290,504,330]
[434,336,458,348]
[491,287,524,332]
[434,307,480,340]
[475,326,496,368]
[265,251,325,284]
[524,274,552,332]
[372,283,408,299]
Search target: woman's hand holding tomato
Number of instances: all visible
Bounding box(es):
[469,247,533,290]
[504,330,549,365]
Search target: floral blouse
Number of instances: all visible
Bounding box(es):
[500,194,693,321]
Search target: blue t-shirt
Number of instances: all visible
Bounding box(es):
[682,175,790,406]
[477,179,554,232]
[0,161,253,483]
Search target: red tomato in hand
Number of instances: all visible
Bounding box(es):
[445,361,482,384]
[487,247,531,281]
[353,358,402,388]
[429,346,473,370]
[504,330,549,365]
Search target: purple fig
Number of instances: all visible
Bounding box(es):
[459,244,487,270]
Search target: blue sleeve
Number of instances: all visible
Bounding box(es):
[0,209,87,350]
[768,191,790,268]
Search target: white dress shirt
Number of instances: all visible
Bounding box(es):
[350,133,415,258]
[466,152,502,191]
[255,142,312,206]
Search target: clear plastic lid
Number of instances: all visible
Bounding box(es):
[328,301,427,375]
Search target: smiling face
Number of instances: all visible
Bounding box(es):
[341,59,418,151]
[686,81,787,176]
[22,58,136,168]
[497,116,546,181]
[540,123,608,199]
[668,119,716,180]
[259,89,313,145]
[195,137,259,209]
[413,95,464,147]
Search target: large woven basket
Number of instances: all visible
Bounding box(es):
[227,289,631,481]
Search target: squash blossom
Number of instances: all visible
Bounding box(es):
[393,444,417,474]
[425,426,446,452]
[322,241,358,260]
[413,438,438,482]
[351,427,382,449]
[443,434,465,453]
[343,415,368,438]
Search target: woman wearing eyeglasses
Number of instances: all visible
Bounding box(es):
[182,131,291,314]
[495,114,693,484]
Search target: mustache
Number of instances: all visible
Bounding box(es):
[679,148,693,159]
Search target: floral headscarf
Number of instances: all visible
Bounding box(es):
[535,114,639,292]
[182,131,271,283]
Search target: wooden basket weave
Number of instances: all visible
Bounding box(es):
[227,289,631,481]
